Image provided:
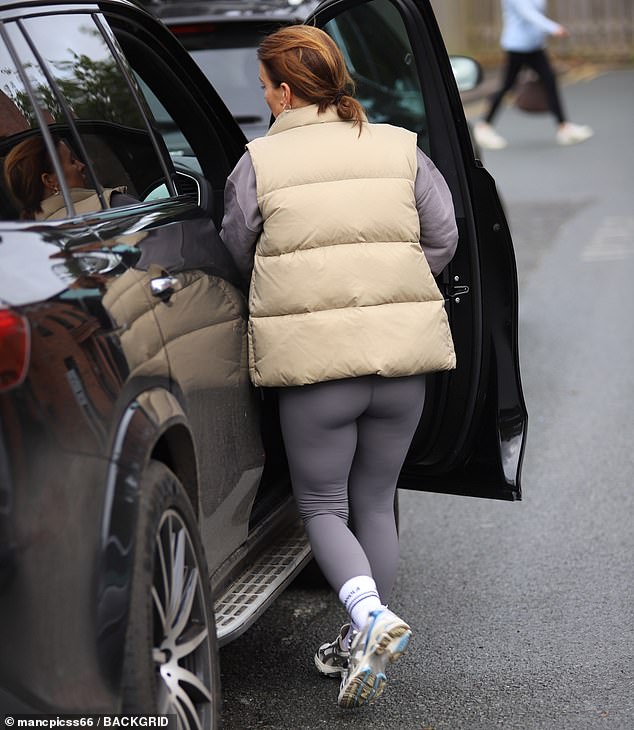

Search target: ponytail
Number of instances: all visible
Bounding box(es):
[258,26,366,130]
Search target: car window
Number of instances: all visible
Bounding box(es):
[133,73,203,175]
[107,16,239,219]
[195,47,266,124]
[0,42,38,220]
[0,13,173,222]
[323,0,429,153]
[173,23,274,141]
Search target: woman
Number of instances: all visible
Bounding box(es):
[474,0,594,149]
[220,25,458,708]
[4,134,129,220]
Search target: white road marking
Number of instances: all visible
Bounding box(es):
[581,216,634,262]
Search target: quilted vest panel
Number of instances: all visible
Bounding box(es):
[246,106,456,387]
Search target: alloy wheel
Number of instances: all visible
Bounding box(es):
[151,509,213,730]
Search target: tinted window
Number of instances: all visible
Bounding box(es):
[0,40,39,219]
[109,17,237,215]
[134,73,202,173]
[324,0,429,152]
[20,16,145,127]
[0,14,171,222]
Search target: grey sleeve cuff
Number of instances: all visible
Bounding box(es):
[220,151,262,282]
[415,148,459,276]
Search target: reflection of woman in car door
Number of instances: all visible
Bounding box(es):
[221,25,458,709]
[3,135,133,220]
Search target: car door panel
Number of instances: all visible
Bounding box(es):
[104,11,266,555]
[1,0,263,660]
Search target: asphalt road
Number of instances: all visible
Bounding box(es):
[219,68,634,729]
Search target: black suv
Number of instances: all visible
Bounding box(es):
[0,0,526,725]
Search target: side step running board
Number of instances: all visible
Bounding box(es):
[214,523,311,647]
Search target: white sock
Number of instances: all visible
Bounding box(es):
[338,575,383,634]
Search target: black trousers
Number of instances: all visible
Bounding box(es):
[485,49,567,125]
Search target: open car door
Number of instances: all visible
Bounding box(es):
[310,0,528,500]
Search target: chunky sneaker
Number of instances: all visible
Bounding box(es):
[337,609,411,708]
[473,121,508,150]
[556,122,594,145]
[314,623,351,677]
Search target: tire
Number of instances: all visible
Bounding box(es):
[122,460,220,729]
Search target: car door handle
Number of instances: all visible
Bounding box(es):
[150,275,179,301]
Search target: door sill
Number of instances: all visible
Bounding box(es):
[214,522,311,647]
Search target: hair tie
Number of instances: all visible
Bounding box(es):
[333,91,345,105]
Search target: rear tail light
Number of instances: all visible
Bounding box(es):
[0,309,31,392]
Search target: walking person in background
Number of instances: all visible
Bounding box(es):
[474,0,594,149]
[220,25,458,709]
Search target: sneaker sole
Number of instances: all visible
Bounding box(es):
[476,140,507,150]
[338,625,411,708]
[557,135,593,145]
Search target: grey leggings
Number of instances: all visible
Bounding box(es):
[279,375,426,602]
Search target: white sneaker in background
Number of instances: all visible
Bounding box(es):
[556,122,594,145]
[473,121,508,150]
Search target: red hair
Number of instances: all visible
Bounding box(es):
[3,135,55,220]
[258,25,365,129]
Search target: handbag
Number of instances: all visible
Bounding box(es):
[514,74,549,113]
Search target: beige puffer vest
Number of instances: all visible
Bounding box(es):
[36,187,126,220]
[246,105,456,387]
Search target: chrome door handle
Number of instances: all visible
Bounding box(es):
[150,275,178,300]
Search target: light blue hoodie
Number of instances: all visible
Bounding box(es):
[501,0,561,52]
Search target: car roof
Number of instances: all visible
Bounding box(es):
[0,0,154,18]
[139,0,319,24]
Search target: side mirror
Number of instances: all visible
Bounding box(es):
[450,56,483,93]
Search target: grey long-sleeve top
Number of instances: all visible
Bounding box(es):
[220,146,458,284]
